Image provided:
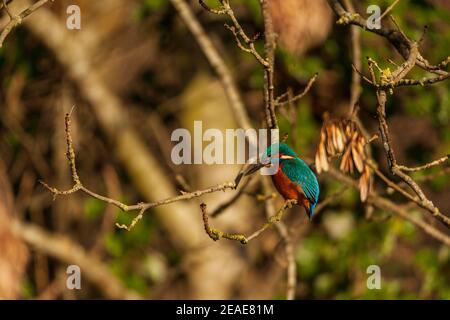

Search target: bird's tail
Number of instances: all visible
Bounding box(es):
[308,202,316,220]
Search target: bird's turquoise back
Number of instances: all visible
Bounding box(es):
[282,157,320,205]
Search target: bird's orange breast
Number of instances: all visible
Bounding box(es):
[272,169,300,200]
[271,167,310,211]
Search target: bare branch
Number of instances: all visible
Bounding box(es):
[397,155,449,172]
[361,46,450,229]
[437,56,450,70]
[198,0,226,15]
[275,73,318,107]
[2,0,14,19]
[41,109,237,231]
[0,0,52,48]
[0,0,13,10]
[342,0,362,116]
[261,177,296,300]
[210,176,255,217]
[392,74,450,87]
[313,186,350,215]
[200,199,297,244]
[224,23,267,66]
[201,203,248,244]
[170,0,255,145]
[260,0,277,130]
[351,64,375,85]
[324,166,450,247]
[373,87,450,228]
[327,0,450,76]
[380,0,401,20]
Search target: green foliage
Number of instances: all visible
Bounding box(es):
[21,279,35,299]
[279,49,325,81]
[134,0,168,21]
[144,0,167,11]
[415,247,450,297]
[295,212,450,299]
[84,198,106,220]
[103,210,159,294]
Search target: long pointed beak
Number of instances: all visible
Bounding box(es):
[244,162,267,176]
[234,162,266,187]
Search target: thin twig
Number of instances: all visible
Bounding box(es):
[380,0,401,20]
[313,186,350,215]
[260,0,277,130]
[171,0,256,147]
[2,0,14,19]
[391,73,450,87]
[198,0,226,14]
[327,0,450,76]
[373,87,450,227]
[367,161,416,202]
[364,48,450,229]
[275,73,318,107]
[247,199,297,241]
[0,0,52,48]
[210,176,254,217]
[437,56,450,70]
[0,0,13,10]
[324,166,450,247]
[41,109,237,231]
[200,199,297,244]
[343,0,362,116]
[261,177,296,300]
[397,155,449,172]
[201,203,248,244]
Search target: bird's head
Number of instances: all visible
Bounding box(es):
[262,142,298,164]
[235,143,298,186]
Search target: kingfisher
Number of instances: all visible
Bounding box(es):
[236,143,320,219]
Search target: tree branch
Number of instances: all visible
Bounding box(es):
[324,166,450,247]
[200,199,297,244]
[327,0,450,76]
[275,73,318,107]
[260,0,277,130]
[40,108,237,231]
[171,0,256,147]
[0,0,52,48]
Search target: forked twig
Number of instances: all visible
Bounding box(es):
[200,199,297,244]
[41,108,237,231]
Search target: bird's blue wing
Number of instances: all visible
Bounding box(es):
[282,158,320,204]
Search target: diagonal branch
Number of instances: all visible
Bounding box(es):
[275,73,318,107]
[0,0,52,48]
[324,166,450,246]
[40,109,237,231]
[200,199,297,244]
[170,0,255,145]
[396,155,449,172]
[366,59,450,228]
[327,0,450,77]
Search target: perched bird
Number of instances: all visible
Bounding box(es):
[236,143,320,219]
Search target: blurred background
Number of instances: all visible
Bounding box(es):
[0,0,449,299]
